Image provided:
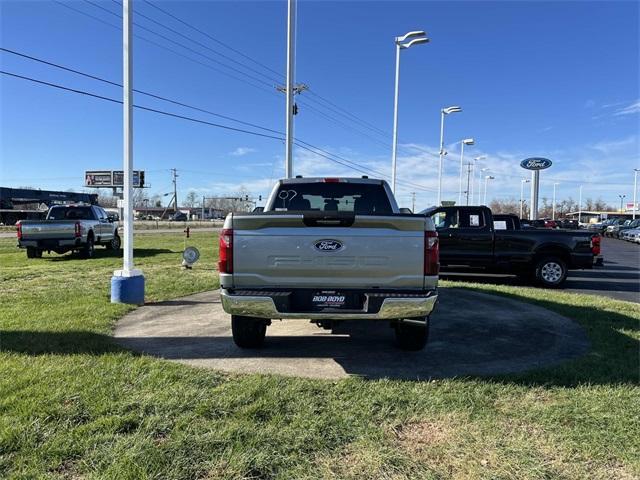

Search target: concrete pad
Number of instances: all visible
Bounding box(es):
[114,289,590,380]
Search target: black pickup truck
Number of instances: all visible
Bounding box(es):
[422,206,601,287]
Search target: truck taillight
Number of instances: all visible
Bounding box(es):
[424,230,439,276]
[74,222,82,238]
[16,222,22,240]
[218,228,233,273]
[591,234,601,256]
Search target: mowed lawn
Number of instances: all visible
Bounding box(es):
[0,232,638,479]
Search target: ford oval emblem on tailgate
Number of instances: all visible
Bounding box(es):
[314,239,343,252]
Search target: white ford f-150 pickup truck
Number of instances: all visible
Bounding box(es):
[218,177,439,350]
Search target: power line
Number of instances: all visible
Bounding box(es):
[83,0,277,89]
[0,47,282,136]
[54,0,278,96]
[0,70,283,140]
[140,0,284,80]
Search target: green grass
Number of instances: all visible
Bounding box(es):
[0,233,638,479]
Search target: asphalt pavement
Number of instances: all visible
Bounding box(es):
[114,288,590,380]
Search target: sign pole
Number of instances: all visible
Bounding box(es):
[530,170,539,220]
[111,0,144,305]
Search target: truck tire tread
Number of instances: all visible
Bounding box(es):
[231,315,267,348]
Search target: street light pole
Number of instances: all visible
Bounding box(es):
[284,0,296,178]
[391,30,429,194]
[478,167,488,205]
[619,194,626,212]
[520,179,530,219]
[552,182,559,220]
[111,0,144,305]
[438,105,462,205]
[483,175,494,205]
[633,169,639,219]
[578,185,583,224]
[458,138,474,205]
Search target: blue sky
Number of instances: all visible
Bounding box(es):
[1,0,639,210]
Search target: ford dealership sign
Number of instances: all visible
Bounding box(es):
[520,158,552,170]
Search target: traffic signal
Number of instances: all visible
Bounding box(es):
[245,195,249,201]
[258,195,262,201]
[293,103,298,115]
[139,171,145,188]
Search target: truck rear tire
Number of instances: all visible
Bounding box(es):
[534,256,567,288]
[231,315,267,348]
[26,247,42,259]
[80,236,95,259]
[106,234,121,251]
[395,318,429,351]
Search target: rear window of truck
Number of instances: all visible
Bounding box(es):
[47,206,94,220]
[273,182,392,215]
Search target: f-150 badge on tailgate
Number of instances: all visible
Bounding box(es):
[314,239,343,251]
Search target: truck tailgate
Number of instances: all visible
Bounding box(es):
[231,214,425,289]
[19,221,77,240]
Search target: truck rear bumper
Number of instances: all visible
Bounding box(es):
[220,288,438,320]
[18,239,79,249]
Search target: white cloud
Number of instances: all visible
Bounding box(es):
[230,147,256,156]
[614,100,640,116]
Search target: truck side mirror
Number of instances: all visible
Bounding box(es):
[399,207,413,214]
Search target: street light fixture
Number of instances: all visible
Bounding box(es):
[552,182,560,220]
[520,179,530,219]
[438,105,462,204]
[619,194,626,213]
[458,138,474,206]
[391,30,429,194]
[483,175,495,205]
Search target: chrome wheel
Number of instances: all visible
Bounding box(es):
[541,261,563,284]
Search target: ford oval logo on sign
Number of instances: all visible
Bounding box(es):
[521,157,552,170]
[314,239,343,252]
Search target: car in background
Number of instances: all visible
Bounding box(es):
[621,227,640,243]
[169,211,188,221]
[605,218,628,237]
[610,219,640,238]
[558,219,579,230]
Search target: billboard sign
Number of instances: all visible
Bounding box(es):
[520,157,552,170]
[85,171,113,187]
[85,170,144,188]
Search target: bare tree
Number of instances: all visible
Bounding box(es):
[183,190,200,208]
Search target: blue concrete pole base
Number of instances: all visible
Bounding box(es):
[111,270,145,305]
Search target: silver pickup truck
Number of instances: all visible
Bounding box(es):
[17,204,120,259]
[219,177,439,350]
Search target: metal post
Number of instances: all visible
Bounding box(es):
[634,169,639,219]
[483,177,488,205]
[122,0,133,274]
[470,159,476,204]
[466,163,472,205]
[529,170,539,220]
[477,169,483,205]
[619,194,625,212]
[111,0,144,305]
[520,180,525,219]
[437,110,445,205]
[391,43,401,193]
[201,195,205,220]
[578,185,582,224]
[411,192,416,212]
[284,0,295,178]
[552,183,558,220]
[458,141,465,206]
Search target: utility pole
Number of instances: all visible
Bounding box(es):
[171,168,178,211]
[552,182,559,220]
[411,192,416,212]
[284,0,296,178]
[578,185,583,224]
